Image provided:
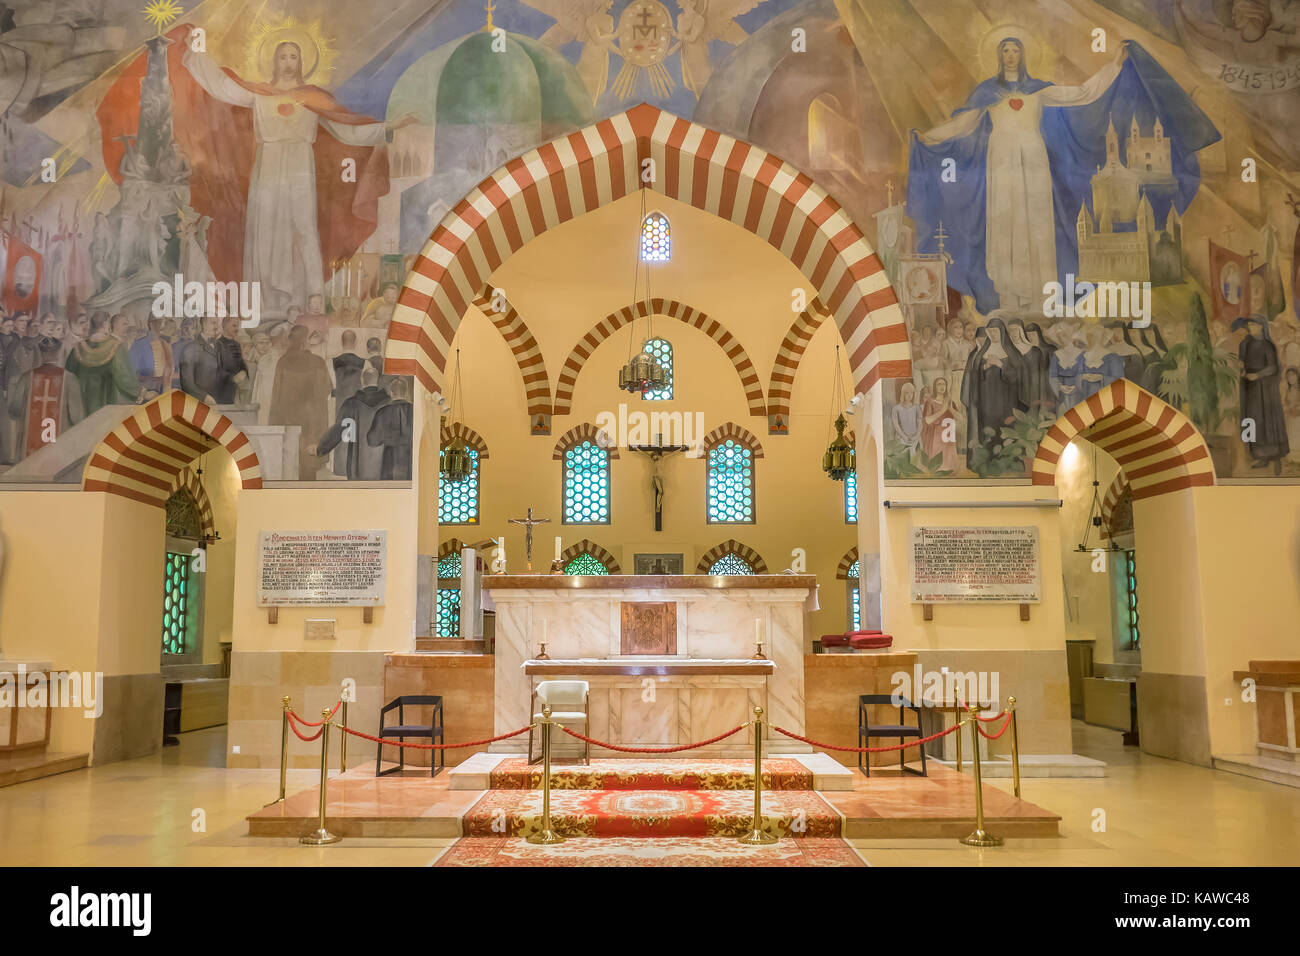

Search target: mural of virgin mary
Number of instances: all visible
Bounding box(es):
[908,32,1221,315]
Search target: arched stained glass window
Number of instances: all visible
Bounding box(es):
[436,552,462,638]
[641,212,670,261]
[439,449,479,524]
[564,552,610,575]
[707,439,754,523]
[708,552,754,575]
[846,559,861,631]
[844,470,858,524]
[161,552,191,656]
[642,338,673,400]
[564,440,611,524]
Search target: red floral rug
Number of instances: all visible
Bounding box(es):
[436,836,865,867]
[487,757,814,791]
[462,788,843,839]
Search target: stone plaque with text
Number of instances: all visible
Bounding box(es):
[258,530,386,607]
[909,526,1041,603]
[620,602,677,655]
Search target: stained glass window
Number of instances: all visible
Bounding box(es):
[708,553,754,575]
[844,470,858,524]
[707,440,754,523]
[161,552,190,656]
[165,488,203,539]
[563,440,610,524]
[642,338,673,400]
[641,212,670,262]
[439,448,479,524]
[564,552,610,575]
[847,559,861,631]
[1124,549,1140,649]
[436,552,462,638]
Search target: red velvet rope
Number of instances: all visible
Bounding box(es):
[559,724,746,754]
[339,724,532,750]
[771,721,962,753]
[976,713,1014,740]
[287,716,324,743]
[287,702,342,727]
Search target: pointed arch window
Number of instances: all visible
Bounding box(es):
[640,212,670,262]
[436,552,462,638]
[846,559,861,630]
[439,448,480,524]
[708,552,754,575]
[641,337,673,400]
[563,440,611,524]
[564,552,610,575]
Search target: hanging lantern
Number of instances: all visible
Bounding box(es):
[441,436,474,483]
[618,343,668,394]
[822,414,855,481]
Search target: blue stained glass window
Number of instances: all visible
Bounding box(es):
[162,552,190,656]
[845,470,858,524]
[437,553,462,579]
[641,212,670,262]
[564,440,610,524]
[564,553,609,575]
[847,559,861,631]
[708,553,754,575]
[642,338,673,400]
[1125,549,1140,649]
[439,449,479,524]
[436,553,462,638]
[707,440,754,523]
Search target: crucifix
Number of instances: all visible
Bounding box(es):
[507,507,551,571]
[627,432,691,532]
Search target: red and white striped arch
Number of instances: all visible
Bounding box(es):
[386,103,910,397]
[1032,380,1215,499]
[767,297,831,433]
[696,538,769,574]
[701,421,764,457]
[552,297,765,416]
[82,391,262,507]
[168,467,216,539]
[468,288,553,432]
[559,538,622,573]
[1100,472,1132,540]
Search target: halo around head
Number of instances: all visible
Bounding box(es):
[979,23,1040,78]
[245,17,334,83]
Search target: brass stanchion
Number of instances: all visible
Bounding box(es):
[1008,696,1021,799]
[738,706,778,845]
[300,707,341,846]
[955,704,963,773]
[526,705,565,845]
[339,698,349,774]
[959,703,1003,847]
[264,696,290,807]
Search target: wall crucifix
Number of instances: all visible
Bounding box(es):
[507,507,551,570]
[627,432,692,532]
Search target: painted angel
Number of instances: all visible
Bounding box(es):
[522,0,618,101]
[673,0,769,95]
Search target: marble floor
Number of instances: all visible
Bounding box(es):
[2,722,1298,866]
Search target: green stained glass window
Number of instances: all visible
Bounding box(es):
[437,553,462,579]
[564,553,610,575]
[161,552,190,656]
[847,559,861,630]
[563,440,610,524]
[707,440,754,523]
[436,552,462,638]
[439,448,479,524]
[845,470,858,524]
[641,338,673,400]
[1125,549,1140,649]
[641,212,670,262]
[708,552,754,575]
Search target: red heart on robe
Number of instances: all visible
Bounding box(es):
[1008,98,1024,111]
[277,103,294,116]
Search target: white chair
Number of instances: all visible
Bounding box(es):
[528,680,590,765]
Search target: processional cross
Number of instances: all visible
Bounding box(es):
[627,432,692,532]
[507,507,550,570]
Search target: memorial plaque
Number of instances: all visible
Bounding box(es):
[909,526,1041,604]
[620,602,677,655]
[258,530,386,607]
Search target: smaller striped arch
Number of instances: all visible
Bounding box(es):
[767,297,831,433]
[1100,473,1134,541]
[1032,380,1215,499]
[559,538,622,573]
[701,422,764,458]
[438,536,497,559]
[83,391,262,507]
[167,467,216,540]
[696,538,768,574]
[469,288,553,433]
[836,546,859,580]
[441,422,489,459]
[553,423,620,459]
[552,298,766,416]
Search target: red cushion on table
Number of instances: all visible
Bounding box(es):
[820,633,851,647]
[847,629,883,637]
[849,633,893,649]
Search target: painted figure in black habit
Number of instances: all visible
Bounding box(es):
[962,316,1026,459]
[1236,314,1289,474]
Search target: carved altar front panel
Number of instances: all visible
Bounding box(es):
[620,601,677,655]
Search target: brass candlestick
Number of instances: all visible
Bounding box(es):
[536,642,549,660]
[754,639,766,659]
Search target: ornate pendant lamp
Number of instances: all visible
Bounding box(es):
[822,345,856,481]
[617,189,667,395]
[441,349,474,483]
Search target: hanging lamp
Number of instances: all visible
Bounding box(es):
[441,349,474,483]
[617,189,668,395]
[822,345,856,481]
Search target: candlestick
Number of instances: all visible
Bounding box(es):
[754,617,766,659]
[554,535,562,562]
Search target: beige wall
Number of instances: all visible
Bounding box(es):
[1056,440,1123,664]
[201,452,241,666]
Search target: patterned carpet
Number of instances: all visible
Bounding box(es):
[487,757,814,791]
[437,836,865,867]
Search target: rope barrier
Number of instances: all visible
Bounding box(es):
[559,724,747,754]
[287,717,324,743]
[970,709,1007,723]
[287,702,341,727]
[770,721,963,753]
[976,713,1014,740]
[337,723,532,750]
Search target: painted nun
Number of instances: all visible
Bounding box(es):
[908,36,1219,314]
